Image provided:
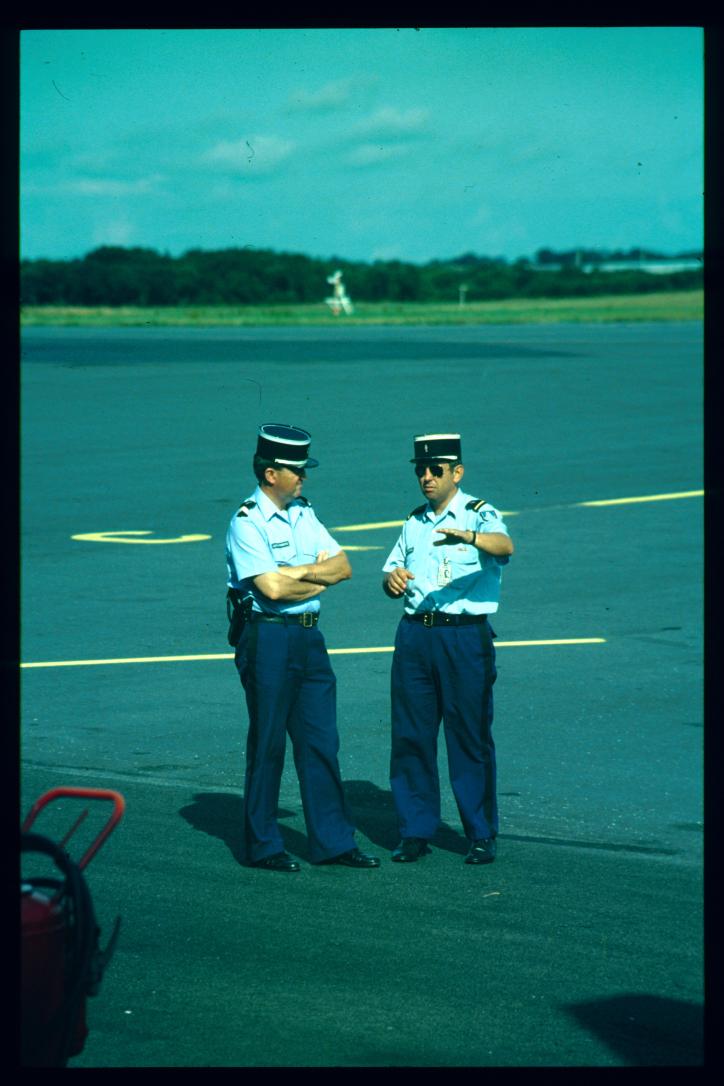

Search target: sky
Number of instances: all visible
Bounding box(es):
[19,27,704,265]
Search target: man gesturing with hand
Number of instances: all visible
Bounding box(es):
[382,433,513,867]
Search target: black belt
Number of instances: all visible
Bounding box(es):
[404,612,488,627]
[249,612,319,627]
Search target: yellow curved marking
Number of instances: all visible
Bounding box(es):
[72,531,211,544]
[20,639,606,669]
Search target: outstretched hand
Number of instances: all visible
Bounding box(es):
[434,527,473,547]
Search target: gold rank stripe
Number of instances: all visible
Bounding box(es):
[332,489,703,532]
[20,639,606,669]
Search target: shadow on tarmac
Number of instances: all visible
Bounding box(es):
[177,780,473,863]
[178,781,683,871]
[562,994,704,1066]
[23,334,578,368]
[178,792,288,863]
[342,779,470,854]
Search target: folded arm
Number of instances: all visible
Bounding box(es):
[297,550,352,586]
[253,570,326,602]
[252,550,351,601]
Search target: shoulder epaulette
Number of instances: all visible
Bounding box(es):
[407,503,427,519]
[297,495,311,506]
[236,500,257,517]
[465,499,487,512]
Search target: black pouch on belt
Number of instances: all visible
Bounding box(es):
[227,589,252,647]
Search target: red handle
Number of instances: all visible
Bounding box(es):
[22,787,125,870]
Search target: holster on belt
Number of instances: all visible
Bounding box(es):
[226,589,252,647]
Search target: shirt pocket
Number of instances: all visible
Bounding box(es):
[449,546,480,577]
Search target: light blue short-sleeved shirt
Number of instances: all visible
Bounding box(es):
[382,487,510,615]
[226,485,341,615]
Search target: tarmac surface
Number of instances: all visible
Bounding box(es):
[20,322,704,1067]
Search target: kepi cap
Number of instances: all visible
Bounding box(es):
[410,433,462,462]
[256,423,319,468]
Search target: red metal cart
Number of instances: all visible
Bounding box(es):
[21,787,125,1067]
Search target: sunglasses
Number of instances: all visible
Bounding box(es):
[414,463,446,478]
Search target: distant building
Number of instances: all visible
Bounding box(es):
[530,253,703,275]
[580,258,702,275]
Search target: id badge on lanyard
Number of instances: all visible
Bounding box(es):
[437,556,452,588]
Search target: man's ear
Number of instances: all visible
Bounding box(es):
[454,463,465,482]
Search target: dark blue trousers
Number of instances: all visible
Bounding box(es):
[235,620,356,864]
[390,617,498,842]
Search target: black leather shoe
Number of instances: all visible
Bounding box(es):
[323,848,380,868]
[391,838,431,863]
[464,838,497,865]
[252,851,301,872]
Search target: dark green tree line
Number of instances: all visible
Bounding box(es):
[20,245,703,307]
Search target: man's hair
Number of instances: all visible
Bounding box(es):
[253,454,278,484]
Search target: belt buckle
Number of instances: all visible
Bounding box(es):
[301,612,315,628]
[423,613,434,628]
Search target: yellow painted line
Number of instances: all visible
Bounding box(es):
[494,638,606,647]
[21,654,235,668]
[20,638,605,669]
[578,490,703,507]
[331,646,394,655]
[333,514,519,532]
[338,639,606,650]
[332,491,702,532]
[333,520,405,532]
[69,493,703,546]
[72,531,211,544]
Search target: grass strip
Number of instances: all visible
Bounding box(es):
[21,290,703,327]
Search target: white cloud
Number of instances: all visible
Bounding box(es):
[203,134,296,173]
[65,175,165,197]
[471,203,492,225]
[345,143,412,167]
[371,244,404,261]
[354,106,429,137]
[91,219,137,247]
[287,78,357,112]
